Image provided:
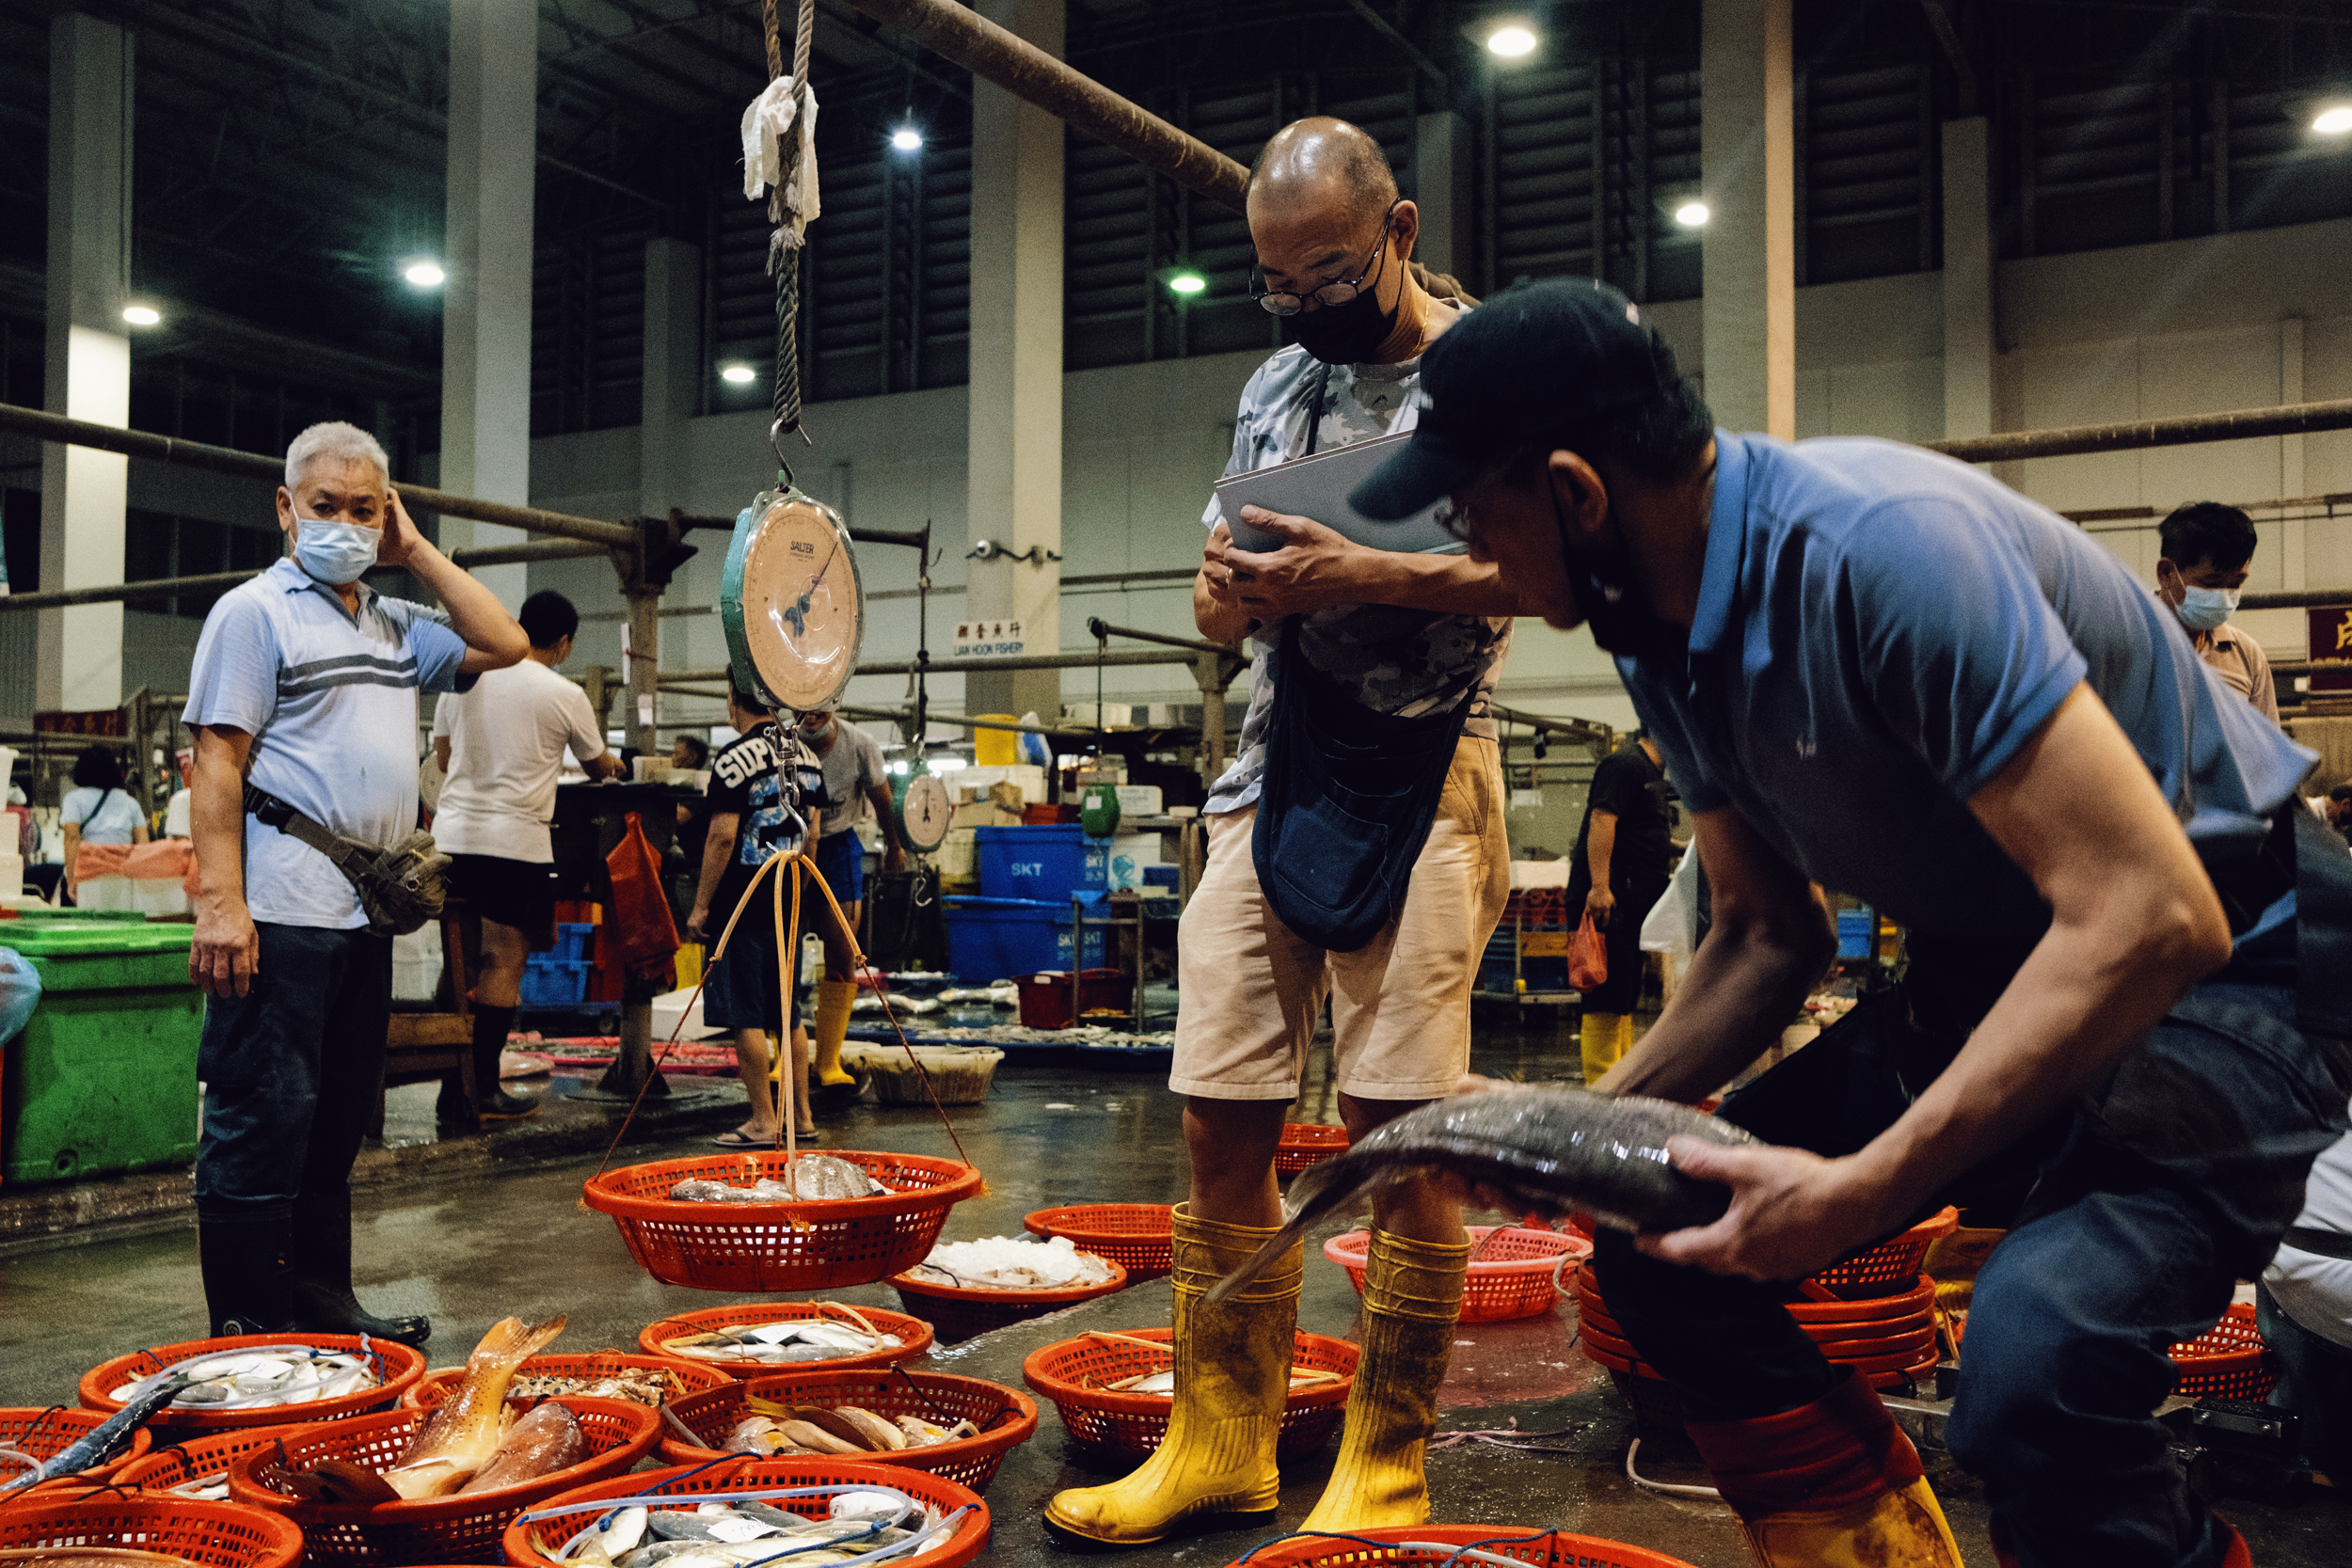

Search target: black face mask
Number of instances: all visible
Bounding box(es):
[1284,288,1398,366]
[1549,482,1685,661]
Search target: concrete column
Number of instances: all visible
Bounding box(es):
[439,0,537,609]
[1412,111,1473,281]
[1699,0,1795,438]
[38,12,134,714]
[964,0,1064,722]
[640,237,703,517]
[1941,117,1994,441]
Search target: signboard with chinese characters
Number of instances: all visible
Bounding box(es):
[2308,608,2352,693]
[952,618,1025,659]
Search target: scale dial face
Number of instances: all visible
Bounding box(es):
[897,771,952,854]
[729,493,864,714]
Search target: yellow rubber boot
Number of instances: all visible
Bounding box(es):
[1923,1225,2005,1349]
[1297,1228,1472,1532]
[1581,1012,1628,1085]
[1045,1205,1302,1544]
[812,978,858,1088]
[1688,1369,1963,1568]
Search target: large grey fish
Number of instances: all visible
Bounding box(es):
[1208,1088,1756,1303]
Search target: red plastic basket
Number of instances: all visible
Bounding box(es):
[2169,1303,2277,1401]
[1804,1207,1961,1301]
[891,1256,1129,1340]
[1324,1226,1593,1323]
[106,1426,310,1497]
[1022,1328,1359,1460]
[403,1354,732,1410]
[225,1400,660,1567]
[581,1149,983,1292]
[1274,1123,1349,1176]
[0,1406,154,1496]
[79,1335,426,1434]
[498,1458,990,1568]
[1222,1523,1697,1568]
[0,1495,303,1568]
[1023,1205,1176,1280]
[636,1303,933,1377]
[655,1367,1037,1493]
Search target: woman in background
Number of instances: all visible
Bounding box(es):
[61,744,148,902]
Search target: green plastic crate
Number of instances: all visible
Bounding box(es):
[0,923,202,1184]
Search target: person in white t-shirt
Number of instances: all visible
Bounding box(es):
[431,591,624,1127]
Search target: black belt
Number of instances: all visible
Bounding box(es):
[2281,1225,2352,1262]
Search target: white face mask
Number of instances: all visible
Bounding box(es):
[291,511,381,586]
[2173,584,2240,632]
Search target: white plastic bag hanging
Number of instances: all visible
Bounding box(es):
[0,947,40,1045]
[740,76,821,250]
[1640,840,1703,997]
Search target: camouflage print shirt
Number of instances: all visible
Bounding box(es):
[1200,341,1512,815]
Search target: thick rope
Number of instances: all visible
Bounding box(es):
[761,0,818,441]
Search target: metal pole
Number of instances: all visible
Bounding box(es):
[0,539,610,614]
[626,593,662,755]
[2239,589,2352,612]
[1086,616,1236,657]
[1928,398,2352,466]
[1193,650,1232,786]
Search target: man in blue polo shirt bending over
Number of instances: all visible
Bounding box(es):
[1348,279,2351,1568]
[183,421,527,1345]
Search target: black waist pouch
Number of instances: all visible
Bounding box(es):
[1250,622,1473,952]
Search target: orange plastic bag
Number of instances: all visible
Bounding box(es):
[606,811,679,989]
[1567,910,1609,992]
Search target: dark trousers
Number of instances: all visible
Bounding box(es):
[194,922,391,1227]
[1594,818,2351,1568]
[2257,1278,2352,1485]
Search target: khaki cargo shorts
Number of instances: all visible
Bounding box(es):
[1170,736,1511,1102]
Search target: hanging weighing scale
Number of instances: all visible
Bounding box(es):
[722,485,865,716]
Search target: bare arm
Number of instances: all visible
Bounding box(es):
[582,752,627,782]
[61,823,82,896]
[1583,809,1619,924]
[867,780,906,870]
[685,810,740,943]
[188,724,260,998]
[1645,684,2234,1278]
[133,818,150,846]
[1194,523,1256,644]
[432,736,451,773]
[378,489,529,673]
[1205,509,1534,621]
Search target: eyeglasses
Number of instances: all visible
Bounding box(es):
[1250,201,1400,317]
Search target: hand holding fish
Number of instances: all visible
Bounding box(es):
[1631,1136,1899,1281]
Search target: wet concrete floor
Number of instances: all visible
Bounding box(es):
[3,1011,2344,1568]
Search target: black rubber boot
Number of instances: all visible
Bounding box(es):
[199,1215,294,1337]
[470,1004,537,1120]
[286,1187,431,1347]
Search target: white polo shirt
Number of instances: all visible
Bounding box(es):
[431,659,609,863]
[183,558,467,929]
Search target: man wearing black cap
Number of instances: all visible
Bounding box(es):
[1352,277,2351,1568]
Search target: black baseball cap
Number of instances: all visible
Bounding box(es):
[1351,277,1679,520]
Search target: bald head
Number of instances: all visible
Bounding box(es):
[1248,117,1398,214]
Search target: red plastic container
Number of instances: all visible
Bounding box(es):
[0,1496,303,1568]
[890,1256,1129,1340]
[2169,1303,2277,1401]
[1273,1122,1350,1176]
[1023,1327,1358,1460]
[0,1405,154,1494]
[78,1334,426,1434]
[1023,1203,1176,1279]
[636,1301,934,1377]
[1014,969,1133,1029]
[1326,1225,1592,1322]
[654,1367,1038,1492]
[404,1353,733,1410]
[1223,1523,1696,1568]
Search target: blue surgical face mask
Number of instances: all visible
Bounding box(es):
[2174,584,2240,632]
[291,513,381,585]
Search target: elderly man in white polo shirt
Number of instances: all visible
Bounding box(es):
[183,421,527,1345]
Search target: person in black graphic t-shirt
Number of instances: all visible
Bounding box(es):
[687,678,829,1148]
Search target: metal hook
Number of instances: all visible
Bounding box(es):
[769,417,815,488]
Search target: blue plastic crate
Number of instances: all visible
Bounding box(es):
[517,957,591,1006]
[1141,864,1179,889]
[551,922,596,961]
[943,895,1108,983]
[975,825,1092,901]
[1836,909,1875,960]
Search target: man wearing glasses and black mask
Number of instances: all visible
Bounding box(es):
[1047,118,1532,1547]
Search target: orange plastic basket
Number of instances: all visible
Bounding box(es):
[1804,1207,1961,1300]
[0,1406,154,1496]
[1224,1523,1698,1568]
[1325,1226,1593,1323]
[79,1335,426,1434]
[403,1354,732,1410]
[225,1400,660,1567]
[656,1367,1038,1492]
[890,1257,1129,1341]
[636,1303,933,1377]
[0,1495,303,1568]
[106,1426,311,1497]
[1024,1204,1176,1280]
[2169,1303,2277,1402]
[1274,1123,1349,1176]
[582,1149,982,1292]
[498,1458,990,1568]
[1022,1328,1359,1460]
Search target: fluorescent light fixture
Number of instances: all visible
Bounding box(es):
[1167,270,1207,295]
[403,261,445,287]
[721,363,756,385]
[1674,200,1709,227]
[1486,24,1537,57]
[891,126,924,152]
[2314,105,2352,135]
[120,305,161,326]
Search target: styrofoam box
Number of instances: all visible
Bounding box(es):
[1510,860,1571,889]
[1114,784,1162,816]
[1086,831,1164,892]
[939,829,978,878]
[947,764,1047,804]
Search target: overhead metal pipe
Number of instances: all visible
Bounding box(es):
[1928,398,2352,466]
[0,403,640,548]
[2239,588,2352,611]
[660,648,1200,683]
[1085,616,1238,658]
[0,539,611,613]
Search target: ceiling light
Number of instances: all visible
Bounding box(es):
[404,261,445,287]
[721,363,756,385]
[1167,271,1206,296]
[2314,105,2352,135]
[1674,200,1709,227]
[120,305,161,326]
[1486,24,1537,57]
[891,126,924,152]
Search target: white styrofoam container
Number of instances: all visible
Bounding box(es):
[1510,860,1571,889]
[391,920,445,1002]
[939,829,978,878]
[1114,784,1163,816]
[1086,831,1164,892]
[948,764,1047,804]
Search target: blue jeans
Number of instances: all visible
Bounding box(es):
[194,922,392,1227]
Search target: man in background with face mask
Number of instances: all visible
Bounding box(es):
[1047,119,1525,1547]
[2154,500,2278,722]
[183,420,528,1345]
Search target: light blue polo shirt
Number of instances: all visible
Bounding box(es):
[183,557,467,929]
[1618,433,2312,945]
